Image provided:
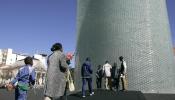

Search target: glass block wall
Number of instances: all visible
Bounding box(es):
[75,0,175,93]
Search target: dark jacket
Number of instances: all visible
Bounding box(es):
[111,66,116,79]
[96,68,103,78]
[81,61,93,78]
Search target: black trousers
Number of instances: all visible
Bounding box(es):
[96,78,102,89]
[113,78,119,91]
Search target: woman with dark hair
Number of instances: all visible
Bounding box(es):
[50,43,63,52]
[6,56,35,100]
[44,43,68,100]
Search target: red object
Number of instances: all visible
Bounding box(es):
[66,52,74,60]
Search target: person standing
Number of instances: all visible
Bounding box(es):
[7,56,35,100]
[96,65,103,89]
[44,43,68,100]
[111,62,120,91]
[103,61,112,90]
[81,57,94,98]
[119,56,127,91]
[111,62,117,91]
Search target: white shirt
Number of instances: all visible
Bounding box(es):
[123,61,127,74]
[103,63,112,77]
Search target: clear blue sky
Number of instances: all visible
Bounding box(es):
[0,0,174,56]
[167,0,175,46]
[0,0,76,55]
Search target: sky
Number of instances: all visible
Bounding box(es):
[0,0,174,57]
[0,0,76,55]
[167,0,175,46]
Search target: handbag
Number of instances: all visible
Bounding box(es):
[17,69,31,91]
[44,97,52,100]
[67,69,75,92]
[17,83,29,91]
[69,80,75,92]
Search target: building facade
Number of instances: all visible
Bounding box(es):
[34,54,47,69]
[75,0,175,93]
[0,49,47,87]
[0,49,2,64]
[0,49,16,65]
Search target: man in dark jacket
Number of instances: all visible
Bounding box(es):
[81,57,94,98]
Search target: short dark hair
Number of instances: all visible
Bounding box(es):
[105,61,109,63]
[24,56,33,66]
[119,56,124,61]
[51,43,62,51]
[86,57,90,61]
[98,65,101,69]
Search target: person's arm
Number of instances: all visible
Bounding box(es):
[110,65,112,73]
[60,54,69,72]
[110,65,112,69]
[11,70,20,85]
[102,65,105,76]
[96,71,99,78]
[81,64,84,77]
[88,63,93,74]
[29,69,36,85]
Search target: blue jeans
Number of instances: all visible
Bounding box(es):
[82,78,92,96]
[15,87,27,100]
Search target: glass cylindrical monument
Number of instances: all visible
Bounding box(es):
[75,0,175,93]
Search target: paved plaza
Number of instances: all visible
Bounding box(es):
[0,88,44,100]
[1,88,175,100]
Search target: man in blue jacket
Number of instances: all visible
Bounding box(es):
[81,57,94,98]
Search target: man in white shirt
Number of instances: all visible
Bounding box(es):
[119,56,127,91]
[103,61,112,90]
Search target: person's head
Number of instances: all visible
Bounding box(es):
[119,56,124,61]
[105,60,109,64]
[51,43,63,52]
[97,65,101,69]
[24,56,33,66]
[86,57,90,61]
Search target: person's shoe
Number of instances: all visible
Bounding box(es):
[82,95,86,98]
[90,92,94,96]
[106,87,110,90]
[120,89,127,92]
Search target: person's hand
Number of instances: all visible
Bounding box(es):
[5,83,14,91]
[66,60,71,65]
[120,74,124,78]
[29,85,34,89]
[5,83,10,87]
